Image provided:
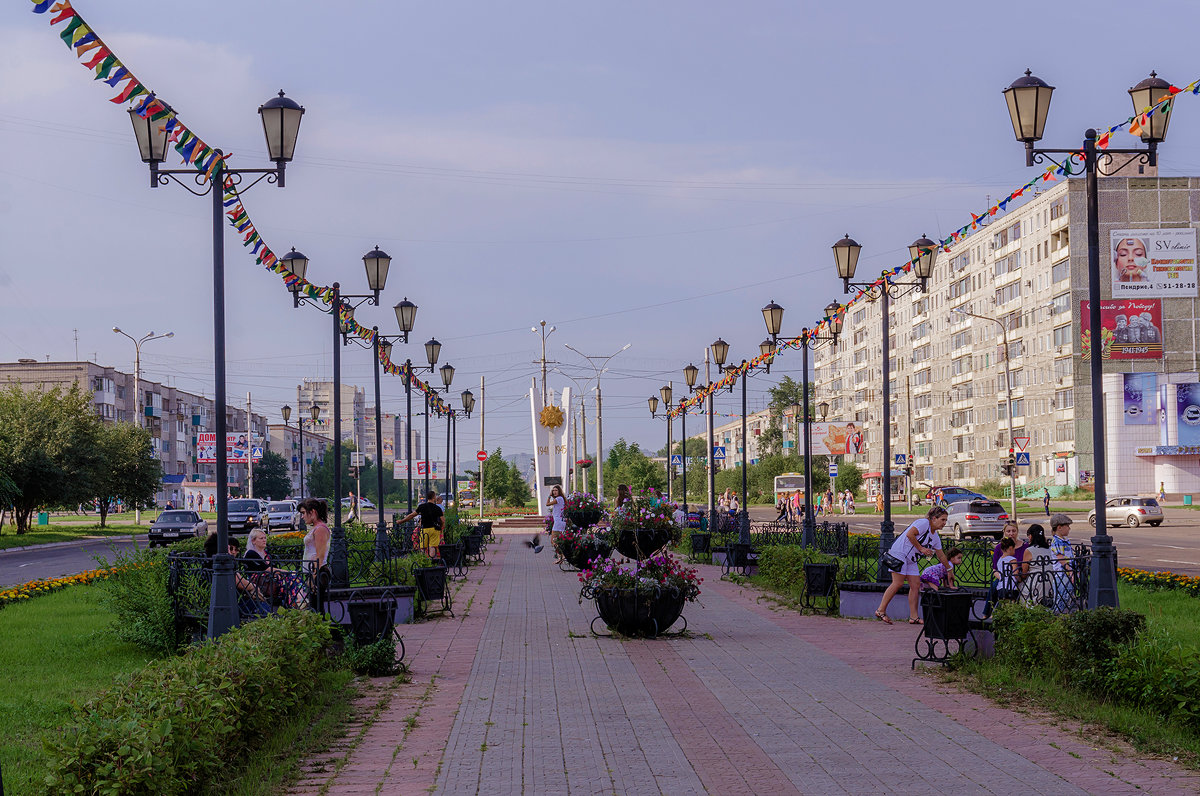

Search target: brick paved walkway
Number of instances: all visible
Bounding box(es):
[296,540,1200,795]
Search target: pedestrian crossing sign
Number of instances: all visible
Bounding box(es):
[670,454,683,466]
[713,446,726,460]
[1015,451,1031,466]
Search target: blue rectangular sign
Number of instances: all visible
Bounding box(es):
[713,446,726,460]
[1015,451,1031,466]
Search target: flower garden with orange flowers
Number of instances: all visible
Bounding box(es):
[0,565,128,610]
[1117,566,1200,597]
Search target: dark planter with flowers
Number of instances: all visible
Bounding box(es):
[564,538,612,571]
[565,508,603,529]
[592,585,687,637]
[615,528,675,560]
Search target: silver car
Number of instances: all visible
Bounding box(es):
[1088,496,1164,528]
[945,498,1011,540]
[267,500,303,531]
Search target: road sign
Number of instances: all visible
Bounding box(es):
[828,462,838,477]
[1015,451,1031,466]
[670,454,683,466]
[252,447,264,460]
[476,450,488,461]
[713,446,726,460]
[1014,436,1030,452]
[894,453,907,467]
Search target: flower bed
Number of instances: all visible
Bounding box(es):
[0,565,129,610]
[1118,567,1200,596]
[579,553,701,636]
[610,493,682,560]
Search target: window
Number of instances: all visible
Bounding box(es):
[993,251,1021,277]
[995,281,1022,305]
[951,330,971,350]
[853,308,867,325]
[1050,195,1068,220]
[951,356,971,376]
[912,344,931,364]
[992,221,1021,250]
[1052,259,1069,283]
[1006,340,1024,360]
[913,369,931,387]
[1053,325,1072,347]
[1006,369,1024,389]
[1054,358,1072,380]
[1051,292,1070,315]
[948,274,973,300]
[912,321,929,340]
[1055,389,1074,409]
[914,393,932,410]
[1011,399,1025,418]
[1056,420,1075,441]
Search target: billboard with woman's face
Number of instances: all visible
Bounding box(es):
[1110,228,1197,298]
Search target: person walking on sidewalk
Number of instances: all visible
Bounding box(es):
[874,506,949,625]
[1043,488,1051,517]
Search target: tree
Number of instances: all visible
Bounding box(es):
[0,384,102,533]
[505,467,530,507]
[759,376,809,457]
[304,441,361,503]
[481,448,510,504]
[252,450,291,501]
[89,422,161,528]
[835,460,863,495]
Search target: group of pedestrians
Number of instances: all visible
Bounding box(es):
[774,489,856,523]
[873,507,1079,624]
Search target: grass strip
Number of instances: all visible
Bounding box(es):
[0,585,155,794]
[0,526,140,550]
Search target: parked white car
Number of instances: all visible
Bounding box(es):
[267,500,303,531]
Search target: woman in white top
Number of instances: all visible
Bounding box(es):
[1019,524,1055,608]
[875,506,949,625]
[546,484,566,536]
[298,498,330,572]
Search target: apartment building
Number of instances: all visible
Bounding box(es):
[812,174,1200,497]
[267,423,332,497]
[296,380,365,444]
[0,360,269,502]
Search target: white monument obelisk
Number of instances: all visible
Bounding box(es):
[530,379,571,511]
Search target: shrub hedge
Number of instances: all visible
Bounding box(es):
[987,602,1200,731]
[755,545,838,596]
[43,610,334,795]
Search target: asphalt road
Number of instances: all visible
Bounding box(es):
[0,536,146,589]
[747,504,1200,576]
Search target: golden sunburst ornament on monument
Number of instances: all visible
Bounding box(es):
[539,405,564,429]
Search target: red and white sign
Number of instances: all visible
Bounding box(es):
[1014,436,1030,452]
[477,450,488,461]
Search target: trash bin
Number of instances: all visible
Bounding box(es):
[37,511,49,526]
[920,589,972,641]
[1185,495,1193,506]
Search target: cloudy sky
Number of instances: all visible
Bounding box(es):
[4,0,1200,460]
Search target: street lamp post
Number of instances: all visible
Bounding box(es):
[761,301,842,547]
[289,246,393,587]
[659,385,673,500]
[563,344,631,499]
[130,90,303,639]
[719,339,776,547]
[1002,70,1173,608]
[708,339,729,535]
[458,390,475,505]
[112,327,174,525]
[682,363,700,514]
[953,308,1019,520]
[440,362,456,503]
[371,306,416,555]
[835,233,936,581]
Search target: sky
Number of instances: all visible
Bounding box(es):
[4,0,1200,462]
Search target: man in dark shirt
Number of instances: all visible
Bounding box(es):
[401,490,444,556]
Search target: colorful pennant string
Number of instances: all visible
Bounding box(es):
[29,0,1198,421]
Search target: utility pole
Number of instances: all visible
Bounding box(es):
[564,343,630,500]
[905,376,914,509]
[246,392,254,499]
[579,397,589,492]
[478,376,485,520]
[532,320,557,407]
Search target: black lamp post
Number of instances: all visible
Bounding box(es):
[835,233,936,580]
[761,300,842,546]
[440,362,456,504]
[403,337,442,510]
[682,363,699,514]
[131,91,303,639]
[718,340,772,547]
[371,305,415,556]
[457,389,475,505]
[290,246,393,588]
[708,338,729,534]
[660,384,673,500]
[281,402,320,500]
[1002,69,1174,608]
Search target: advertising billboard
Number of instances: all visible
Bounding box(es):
[197,433,262,464]
[1080,299,1163,360]
[1122,373,1156,425]
[1176,383,1200,447]
[1110,228,1198,298]
[808,422,866,455]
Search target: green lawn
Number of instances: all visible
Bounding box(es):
[0,525,141,551]
[0,586,157,793]
[1120,584,1200,650]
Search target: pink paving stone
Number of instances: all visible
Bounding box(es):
[295,545,1200,796]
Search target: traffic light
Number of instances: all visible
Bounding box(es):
[1006,447,1016,469]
